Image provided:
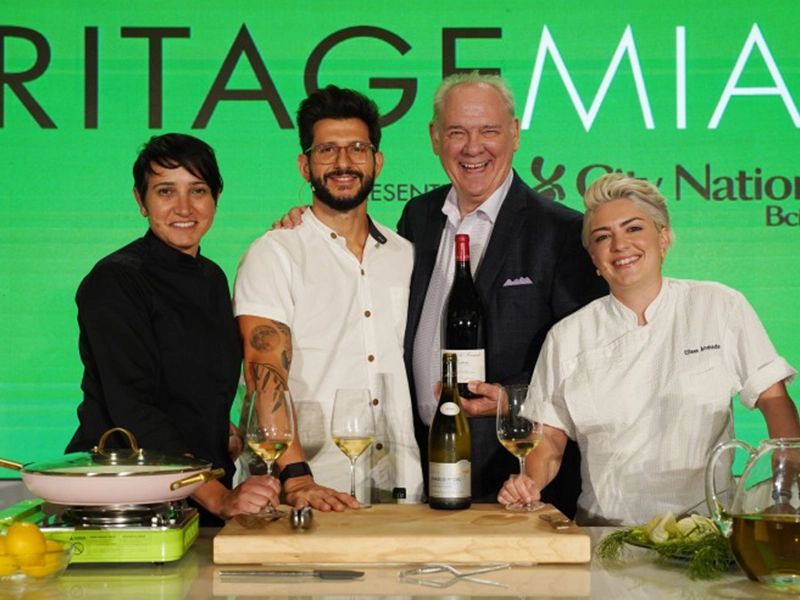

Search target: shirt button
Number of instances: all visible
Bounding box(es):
[364,310,371,318]
[330,232,337,239]
[360,269,365,276]
[371,398,379,406]
[375,442,384,451]
[367,354,375,362]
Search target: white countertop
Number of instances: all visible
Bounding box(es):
[8,527,778,600]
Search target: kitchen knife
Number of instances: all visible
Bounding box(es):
[219,569,364,580]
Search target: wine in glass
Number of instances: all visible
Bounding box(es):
[497,384,544,512]
[245,388,295,516]
[331,389,375,507]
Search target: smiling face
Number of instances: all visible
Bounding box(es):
[298,118,383,213]
[587,198,671,298]
[134,164,217,256]
[430,82,520,214]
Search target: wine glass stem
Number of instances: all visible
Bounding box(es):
[518,456,526,476]
[349,458,358,499]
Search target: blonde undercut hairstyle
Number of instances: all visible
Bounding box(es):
[582,173,675,250]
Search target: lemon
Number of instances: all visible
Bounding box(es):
[20,540,66,579]
[6,522,46,567]
[0,537,19,577]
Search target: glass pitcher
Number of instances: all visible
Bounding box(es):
[706,437,800,592]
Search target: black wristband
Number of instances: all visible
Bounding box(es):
[279,461,313,484]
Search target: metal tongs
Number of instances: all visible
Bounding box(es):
[398,563,511,589]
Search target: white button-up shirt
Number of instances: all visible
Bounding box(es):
[234,210,423,503]
[531,278,796,525]
[413,171,514,425]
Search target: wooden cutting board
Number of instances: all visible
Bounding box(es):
[213,503,590,565]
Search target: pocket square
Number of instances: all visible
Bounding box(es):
[503,276,533,287]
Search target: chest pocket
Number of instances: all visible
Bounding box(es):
[678,359,735,408]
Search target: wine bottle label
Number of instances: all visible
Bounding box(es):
[442,349,486,383]
[439,401,460,416]
[429,460,471,498]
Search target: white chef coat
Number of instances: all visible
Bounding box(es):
[234,210,424,503]
[532,278,795,525]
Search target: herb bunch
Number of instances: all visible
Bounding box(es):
[595,512,736,580]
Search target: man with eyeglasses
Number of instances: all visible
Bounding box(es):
[233,86,424,510]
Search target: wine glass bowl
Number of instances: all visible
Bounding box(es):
[497,384,544,512]
[331,389,375,507]
[245,389,295,516]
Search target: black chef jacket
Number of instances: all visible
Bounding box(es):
[66,230,242,526]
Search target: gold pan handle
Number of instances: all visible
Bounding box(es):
[170,468,225,491]
[0,458,23,472]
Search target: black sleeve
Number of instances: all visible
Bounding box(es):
[76,264,189,454]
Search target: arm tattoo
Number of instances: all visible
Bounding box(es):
[272,321,292,369]
[249,362,287,392]
[274,322,291,338]
[250,325,280,352]
[281,349,291,370]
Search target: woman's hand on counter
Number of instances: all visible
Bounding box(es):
[498,473,541,507]
[283,475,361,511]
[193,476,281,520]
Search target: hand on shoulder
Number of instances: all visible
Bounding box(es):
[271,205,309,230]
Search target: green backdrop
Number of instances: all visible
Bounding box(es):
[2,1,798,471]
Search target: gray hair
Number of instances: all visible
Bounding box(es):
[431,71,516,138]
[582,173,675,249]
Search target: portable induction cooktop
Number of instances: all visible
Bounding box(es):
[0,498,199,563]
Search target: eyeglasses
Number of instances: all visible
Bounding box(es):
[305,142,375,165]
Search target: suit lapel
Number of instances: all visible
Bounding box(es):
[475,173,528,299]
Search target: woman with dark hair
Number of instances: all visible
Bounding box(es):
[67,133,279,525]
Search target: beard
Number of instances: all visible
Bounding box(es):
[310,168,374,212]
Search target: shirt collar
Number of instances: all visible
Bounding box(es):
[442,169,514,226]
[608,278,670,326]
[144,229,202,268]
[306,209,386,245]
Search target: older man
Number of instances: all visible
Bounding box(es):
[397,72,606,515]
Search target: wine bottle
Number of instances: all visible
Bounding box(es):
[443,233,485,399]
[428,352,471,510]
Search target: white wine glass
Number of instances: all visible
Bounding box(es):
[245,388,295,517]
[331,389,375,507]
[497,384,544,512]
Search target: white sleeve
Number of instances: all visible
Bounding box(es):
[725,290,796,408]
[233,233,295,327]
[529,330,576,439]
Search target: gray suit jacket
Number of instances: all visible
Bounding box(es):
[397,171,607,515]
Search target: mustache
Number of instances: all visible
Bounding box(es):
[324,169,363,182]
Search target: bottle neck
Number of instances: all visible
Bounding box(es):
[454,236,472,279]
[442,358,457,388]
[455,260,472,279]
